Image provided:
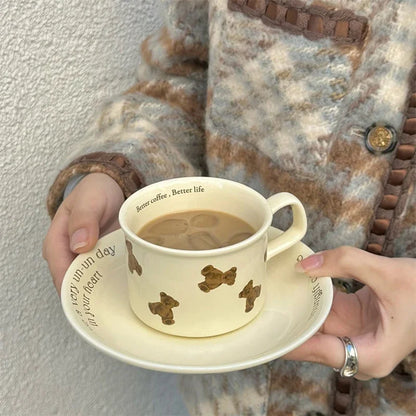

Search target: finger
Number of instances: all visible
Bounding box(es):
[295,246,395,296]
[284,334,374,380]
[284,333,345,369]
[43,208,76,295]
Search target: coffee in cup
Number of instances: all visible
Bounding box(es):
[136,210,255,250]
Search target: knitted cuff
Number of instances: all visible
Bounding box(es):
[47,152,144,218]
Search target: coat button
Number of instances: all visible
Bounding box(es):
[364,123,397,154]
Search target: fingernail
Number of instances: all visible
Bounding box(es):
[295,253,324,273]
[70,228,88,252]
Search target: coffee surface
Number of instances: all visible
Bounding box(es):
[137,210,255,250]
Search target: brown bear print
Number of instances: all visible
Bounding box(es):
[239,280,261,312]
[125,240,142,276]
[198,265,237,292]
[148,292,180,325]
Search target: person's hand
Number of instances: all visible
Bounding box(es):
[43,173,124,295]
[284,246,416,380]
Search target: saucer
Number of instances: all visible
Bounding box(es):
[61,228,333,374]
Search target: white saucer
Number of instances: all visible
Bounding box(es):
[61,228,333,374]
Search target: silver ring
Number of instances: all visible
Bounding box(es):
[333,336,359,377]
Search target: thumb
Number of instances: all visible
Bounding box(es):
[68,200,104,254]
[66,172,125,254]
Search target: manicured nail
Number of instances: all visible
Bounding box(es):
[295,253,324,273]
[70,228,88,252]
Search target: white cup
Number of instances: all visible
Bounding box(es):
[119,177,307,337]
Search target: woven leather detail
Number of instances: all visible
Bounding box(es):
[47,152,144,217]
[67,152,143,196]
[330,63,416,416]
[228,0,368,44]
[331,372,358,416]
[366,64,416,256]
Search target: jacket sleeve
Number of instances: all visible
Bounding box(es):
[47,0,208,217]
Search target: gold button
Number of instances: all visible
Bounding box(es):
[365,124,397,154]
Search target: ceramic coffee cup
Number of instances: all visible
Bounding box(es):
[119,177,307,337]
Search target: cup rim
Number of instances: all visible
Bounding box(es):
[119,177,273,257]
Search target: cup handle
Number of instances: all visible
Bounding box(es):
[266,192,307,261]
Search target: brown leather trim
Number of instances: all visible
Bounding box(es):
[47,152,144,218]
[331,373,358,416]
[334,376,357,415]
[366,64,416,256]
[228,0,368,45]
[329,63,416,416]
